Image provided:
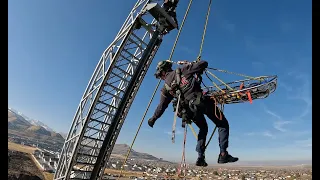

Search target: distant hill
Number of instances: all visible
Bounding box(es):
[8,108,169,163]
[8,109,65,143]
[26,125,52,136]
[8,109,32,130]
[112,144,163,161]
[29,119,54,132]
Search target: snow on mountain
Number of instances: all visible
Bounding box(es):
[9,107,32,121]
[9,107,54,132]
[29,119,54,132]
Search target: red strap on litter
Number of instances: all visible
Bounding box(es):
[246,91,252,104]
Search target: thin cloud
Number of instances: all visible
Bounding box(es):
[287,72,312,120]
[264,108,282,120]
[165,129,183,136]
[244,131,276,139]
[178,45,195,55]
[295,138,312,148]
[263,107,292,132]
[277,80,293,92]
[273,121,292,132]
[245,132,255,136]
[262,131,276,139]
[214,10,236,34]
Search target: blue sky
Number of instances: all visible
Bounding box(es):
[9,0,312,164]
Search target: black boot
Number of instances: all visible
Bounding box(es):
[148,118,156,128]
[217,151,239,164]
[196,156,208,167]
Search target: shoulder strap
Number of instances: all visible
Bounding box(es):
[164,83,172,91]
[175,68,181,85]
[164,68,183,95]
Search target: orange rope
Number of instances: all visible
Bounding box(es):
[210,96,223,120]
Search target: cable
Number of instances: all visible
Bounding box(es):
[197,0,213,60]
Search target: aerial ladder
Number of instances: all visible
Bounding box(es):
[53,1,178,180]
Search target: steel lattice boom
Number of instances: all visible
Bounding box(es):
[53,1,177,180]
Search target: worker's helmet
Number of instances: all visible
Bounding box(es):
[154,60,173,79]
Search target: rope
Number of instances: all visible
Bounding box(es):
[117,0,194,178]
[178,126,188,178]
[206,70,234,91]
[170,0,194,143]
[205,71,223,91]
[197,0,213,60]
[207,67,261,80]
[168,0,194,61]
[189,0,216,147]
[172,94,181,143]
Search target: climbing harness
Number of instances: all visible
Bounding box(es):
[167,66,205,143]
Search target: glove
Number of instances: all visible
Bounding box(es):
[177,60,189,65]
[181,113,192,128]
[148,118,156,128]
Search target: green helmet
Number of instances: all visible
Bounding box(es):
[154,60,173,79]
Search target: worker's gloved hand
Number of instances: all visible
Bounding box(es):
[182,121,186,128]
[177,60,189,65]
[148,118,156,128]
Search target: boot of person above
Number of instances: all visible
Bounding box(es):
[217,151,239,164]
[196,155,208,167]
[148,118,156,128]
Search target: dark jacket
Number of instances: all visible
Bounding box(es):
[151,60,208,121]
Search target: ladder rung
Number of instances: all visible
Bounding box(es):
[80,144,101,150]
[113,65,132,76]
[97,101,117,109]
[72,169,92,173]
[83,136,104,142]
[110,71,130,81]
[101,89,120,98]
[95,109,114,116]
[131,31,148,46]
[120,49,139,64]
[87,124,108,132]
[77,152,98,158]
[76,161,95,166]
[93,107,115,116]
[105,83,125,93]
[90,119,111,126]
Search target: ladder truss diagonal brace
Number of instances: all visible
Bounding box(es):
[54,19,137,180]
[89,30,162,180]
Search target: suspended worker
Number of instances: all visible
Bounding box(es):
[147,60,239,166]
[163,0,179,28]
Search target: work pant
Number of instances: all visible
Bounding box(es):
[193,96,229,158]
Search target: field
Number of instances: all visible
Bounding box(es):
[8,141,37,154]
[8,149,44,180]
[8,141,149,179]
[104,168,145,177]
[8,141,54,180]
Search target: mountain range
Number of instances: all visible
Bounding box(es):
[8,108,65,142]
[8,108,165,162]
[111,144,163,161]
